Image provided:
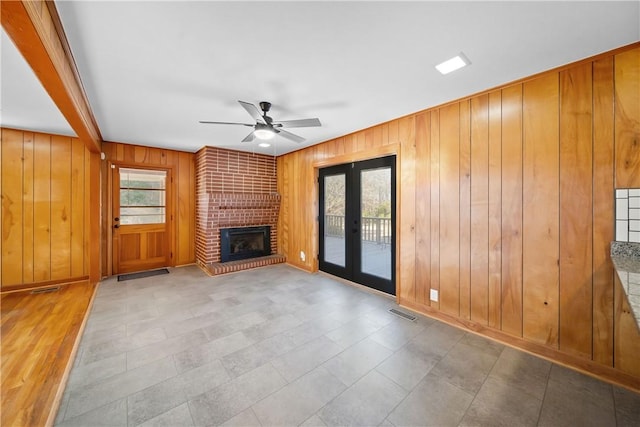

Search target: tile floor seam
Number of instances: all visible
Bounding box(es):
[612,385,620,427]
[185,399,198,427]
[304,368,355,425]
[376,376,420,427]
[249,406,264,427]
[461,343,505,408]
[535,366,552,427]
[131,399,186,427]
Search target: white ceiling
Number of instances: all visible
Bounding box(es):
[1,29,76,138]
[3,1,639,155]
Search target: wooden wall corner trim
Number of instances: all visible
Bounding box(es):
[1,0,102,153]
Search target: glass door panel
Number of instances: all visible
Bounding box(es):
[319,156,396,295]
[360,167,392,280]
[323,173,346,267]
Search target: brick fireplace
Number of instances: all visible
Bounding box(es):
[195,147,284,275]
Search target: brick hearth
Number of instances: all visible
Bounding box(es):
[201,254,286,276]
[195,147,283,274]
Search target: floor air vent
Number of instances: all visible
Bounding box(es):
[30,287,60,294]
[389,308,417,321]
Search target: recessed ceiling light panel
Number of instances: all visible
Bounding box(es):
[258,142,271,148]
[436,53,470,75]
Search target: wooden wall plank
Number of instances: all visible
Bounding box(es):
[89,152,101,282]
[84,144,91,276]
[470,95,490,324]
[134,146,148,164]
[50,136,72,280]
[415,112,431,306]
[559,63,594,358]
[0,128,2,286]
[365,128,375,150]
[22,132,35,283]
[522,74,560,348]
[459,100,472,319]
[430,110,440,310]
[177,152,191,265]
[592,57,615,366]
[399,116,416,302]
[439,103,461,316]
[33,134,52,282]
[381,124,390,146]
[71,139,85,277]
[614,47,640,188]
[189,152,197,263]
[488,91,503,330]
[388,120,399,145]
[500,84,524,337]
[356,131,366,152]
[2,129,24,286]
[373,126,383,147]
[1,128,98,289]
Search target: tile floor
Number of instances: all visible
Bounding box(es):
[55,264,640,427]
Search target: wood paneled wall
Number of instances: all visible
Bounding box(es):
[277,44,640,389]
[101,142,196,276]
[1,128,100,290]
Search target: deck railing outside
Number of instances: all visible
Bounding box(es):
[324,215,391,244]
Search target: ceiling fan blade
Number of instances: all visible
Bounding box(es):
[238,101,267,124]
[199,120,254,126]
[277,129,305,143]
[273,118,321,128]
[241,132,255,142]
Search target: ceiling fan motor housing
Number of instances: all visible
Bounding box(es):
[259,102,272,113]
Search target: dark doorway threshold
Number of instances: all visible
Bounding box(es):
[117,268,169,282]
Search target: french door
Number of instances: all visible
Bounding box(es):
[319,156,396,295]
[112,166,171,274]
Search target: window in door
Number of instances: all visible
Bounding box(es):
[119,168,167,225]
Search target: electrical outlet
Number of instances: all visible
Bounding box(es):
[430,289,439,302]
[300,251,306,262]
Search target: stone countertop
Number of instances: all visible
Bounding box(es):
[610,241,640,330]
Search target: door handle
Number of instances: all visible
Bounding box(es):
[114,224,120,229]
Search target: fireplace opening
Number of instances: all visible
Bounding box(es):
[220,226,271,263]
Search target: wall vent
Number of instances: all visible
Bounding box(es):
[30,287,60,294]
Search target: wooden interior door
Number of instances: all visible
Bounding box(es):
[112,166,171,274]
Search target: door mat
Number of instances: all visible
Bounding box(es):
[118,268,169,282]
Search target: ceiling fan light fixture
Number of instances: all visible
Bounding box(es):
[436,53,470,75]
[254,128,275,140]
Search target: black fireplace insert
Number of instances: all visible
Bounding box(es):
[220,226,271,262]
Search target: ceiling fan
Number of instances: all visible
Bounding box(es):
[199,101,321,143]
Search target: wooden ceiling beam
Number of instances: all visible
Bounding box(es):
[2,0,102,153]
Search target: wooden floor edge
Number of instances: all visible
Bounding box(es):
[398,298,640,394]
[0,276,89,294]
[44,280,100,427]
